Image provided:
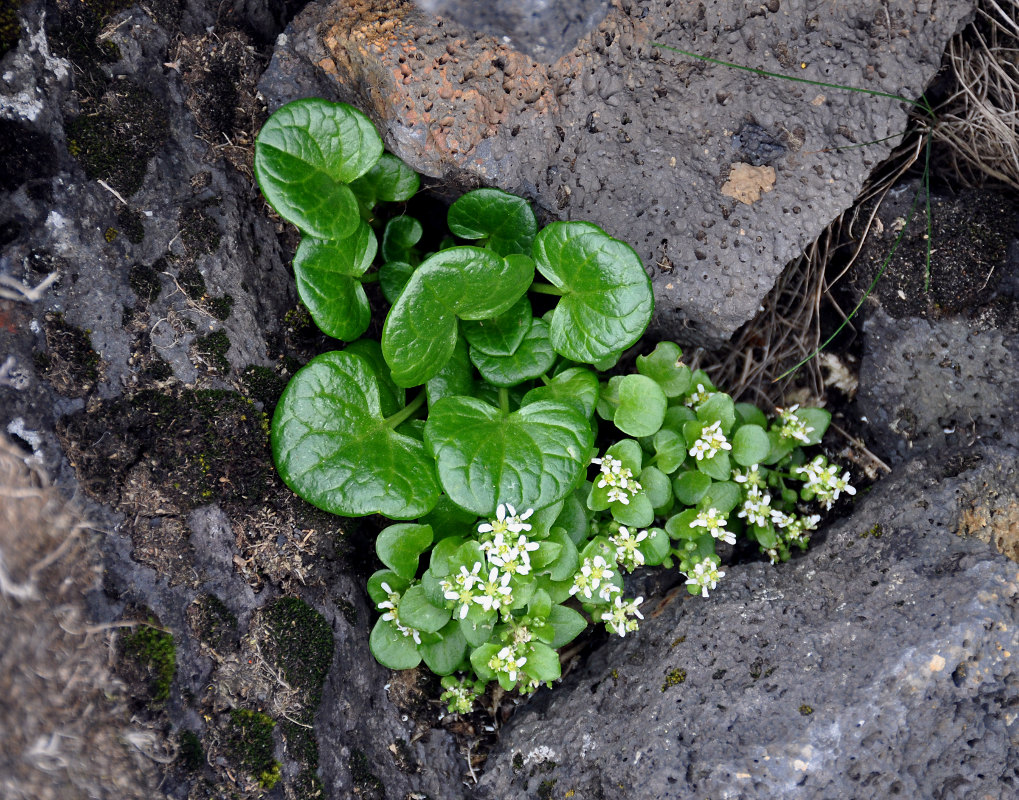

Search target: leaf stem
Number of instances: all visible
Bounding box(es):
[360,272,380,284]
[529,282,565,296]
[498,387,510,415]
[384,391,427,429]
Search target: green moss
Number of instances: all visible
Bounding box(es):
[225,708,278,785]
[205,294,234,321]
[178,729,204,771]
[190,594,237,652]
[176,264,207,301]
[179,205,221,255]
[661,667,686,691]
[38,312,101,397]
[122,624,176,704]
[537,778,558,800]
[241,364,288,413]
[262,598,334,707]
[194,329,231,374]
[293,768,325,800]
[799,704,814,716]
[0,0,25,58]
[129,264,162,304]
[65,83,169,197]
[349,749,384,800]
[117,207,146,243]
[512,752,524,772]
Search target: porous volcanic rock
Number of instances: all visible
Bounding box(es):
[259,0,975,344]
[476,444,1019,799]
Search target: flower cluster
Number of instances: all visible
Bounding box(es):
[688,420,732,461]
[691,507,734,545]
[685,382,712,407]
[795,455,856,509]
[737,487,774,527]
[776,404,815,443]
[488,646,527,683]
[570,555,620,602]
[600,595,644,637]
[609,525,647,571]
[477,503,534,538]
[439,676,480,716]
[375,582,421,644]
[683,558,725,598]
[591,455,642,505]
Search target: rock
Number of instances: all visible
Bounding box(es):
[259,0,974,343]
[855,184,1019,465]
[476,443,1019,799]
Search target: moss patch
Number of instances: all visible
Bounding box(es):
[193,329,231,374]
[661,667,687,691]
[178,729,204,771]
[349,748,385,800]
[129,264,162,304]
[117,207,147,243]
[225,708,279,789]
[36,312,102,397]
[241,364,288,413]
[179,205,221,256]
[120,623,176,705]
[0,0,26,58]
[187,594,238,652]
[261,597,334,706]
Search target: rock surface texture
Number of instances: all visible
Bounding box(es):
[476,443,1019,799]
[259,0,975,343]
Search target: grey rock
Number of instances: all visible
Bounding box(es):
[259,0,974,344]
[476,445,1019,800]
[413,0,611,60]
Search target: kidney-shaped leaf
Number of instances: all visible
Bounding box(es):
[533,221,653,364]
[293,222,377,340]
[448,187,537,256]
[521,367,599,419]
[469,318,556,387]
[271,351,440,518]
[349,152,420,208]
[424,396,594,516]
[376,523,433,579]
[254,99,383,240]
[461,295,532,357]
[382,247,533,387]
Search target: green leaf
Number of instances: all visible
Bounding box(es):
[379,260,415,305]
[342,340,405,417]
[425,336,473,406]
[610,492,654,527]
[420,496,477,540]
[420,620,467,675]
[470,318,556,387]
[382,215,423,264]
[254,99,382,240]
[735,402,768,428]
[428,536,465,578]
[696,393,736,433]
[425,397,593,516]
[523,642,561,682]
[547,604,587,648]
[553,489,592,545]
[636,341,692,397]
[460,605,496,647]
[732,424,770,467]
[448,188,537,256]
[533,221,653,364]
[614,374,667,437]
[606,439,643,475]
[376,523,433,579]
[461,296,532,357]
[271,351,439,518]
[639,527,671,566]
[546,527,580,581]
[528,588,552,620]
[397,583,451,632]
[701,481,741,515]
[651,429,687,474]
[665,508,702,541]
[596,375,623,421]
[382,247,534,387]
[369,617,422,670]
[522,367,600,419]
[639,466,672,512]
[530,540,563,571]
[793,407,831,445]
[673,470,712,505]
[349,152,419,207]
[367,569,408,607]
[469,643,501,681]
[293,223,376,341]
[661,405,696,434]
[697,450,731,482]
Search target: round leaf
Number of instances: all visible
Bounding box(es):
[369,617,422,670]
[470,318,556,388]
[522,367,600,419]
[673,470,712,505]
[651,429,687,474]
[349,152,420,207]
[420,620,467,675]
[382,247,534,387]
[379,260,415,304]
[610,491,654,527]
[376,523,433,579]
[732,424,771,467]
[293,223,377,340]
[424,396,594,516]
[382,215,423,264]
[271,351,440,518]
[254,99,383,240]
[461,296,532,357]
[397,584,451,633]
[547,603,587,648]
[448,187,537,256]
[523,642,561,682]
[614,374,667,437]
[636,341,692,397]
[533,221,653,364]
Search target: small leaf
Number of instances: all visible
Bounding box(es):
[546,527,580,581]
[638,527,671,566]
[636,341,692,397]
[428,536,465,578]
[469,642,501,681]
[367,569,408,607]
[461,296,532,357]
[448,187,537,256]
[665,508,702,541]
[349,152,419,207]
[701,481,741,515]
[397,584,451,632]
[696,393,736,433]
[425,397,593,516]
[530,540,563,570]
[547,603,587,648]
[651,429,687,474]
[420,496,477,541]
[552,489,592,545]
[420,620,467,675]
[793,407,831,445]
[342,340,405,417]
[379,260,415,304]
[271,351,440,518]
[673,470,712,505]
[382,215,423,264]
[596,375,624,421]
[382,247,534,387]
[533,221,653,364]
[522,367,600,419]
[735,402,768,428]
[254,99,382,240]
[460,605,496,647]
[369,617,422,670]
[376,523,433,579]
[528,588,552,620]
[425,336,474,406]
[697,451,731,482]
[610,492,654,527]
[639,466,672,511]
[605,439,643,475]
[732,424,770,467]
[614,374,667,437]
[470,318,556,388]
[523,642,561,682]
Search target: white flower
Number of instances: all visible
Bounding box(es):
[607,486,631,505]
[738,491,773,527]
[601,595,645,637]
[377,582,401,622]
[732,464,764,489]
[610,526,647,571]
[688,420,732,461]
[444,562,483,619]
[479,503,529,536]
[770,509,792,529]
[488,645,526,683]
[593,453,642,504]
[473,567,513,612]
[571,555,617,601]
[776,404,815,443]
[686,383,712,407]
[690,507,734,545]
[684,558,724,598]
